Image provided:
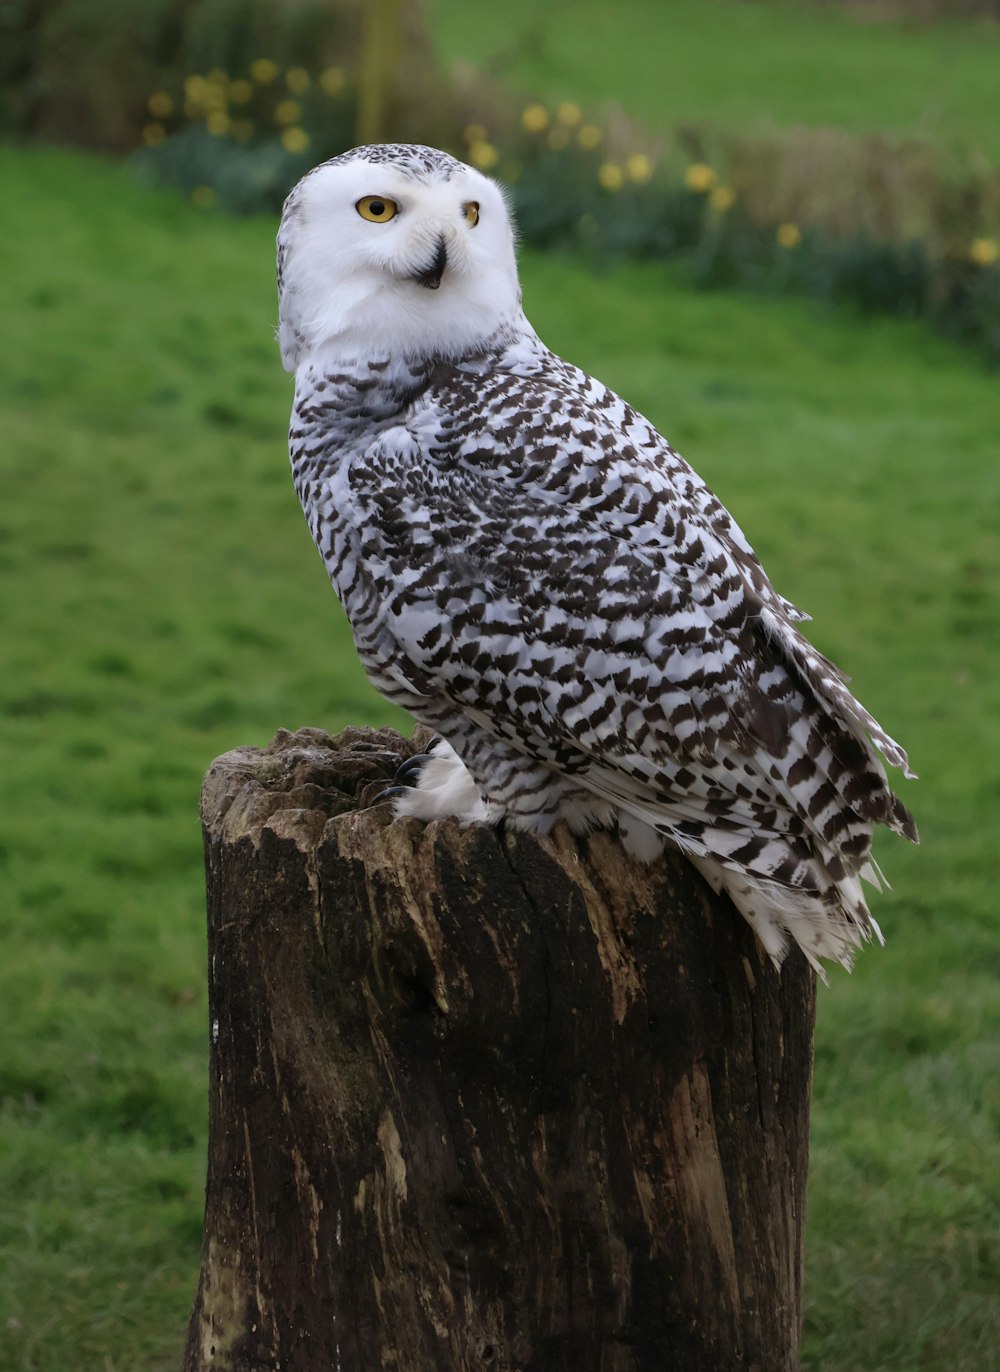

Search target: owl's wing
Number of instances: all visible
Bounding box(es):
[457,346,817,627]
[339,393,915,883]
[418,351,907,774]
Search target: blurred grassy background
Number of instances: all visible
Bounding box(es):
[429,0,1000,160]
[2,2,999,1369]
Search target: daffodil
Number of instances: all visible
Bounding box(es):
[274,99,302,126]
[319,67,344,96]
[577,124,602,151]
[684,163,716,193]
[557,102,582,127]
[229,79,253,105]
[598,162,624,192]
[468,140,499,170]
[777,223,802,249]
[282,127,310,154]
[521,104,549,134]
[970,237,998,268]
[147,91,173,118]
[250,58,278,85]
[625,153,653,184]
[710,185,735,212]
[142,122,166,147]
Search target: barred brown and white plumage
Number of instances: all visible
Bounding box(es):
[277,143,918,974]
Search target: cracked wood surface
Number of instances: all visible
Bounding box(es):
[184,726,815,1372]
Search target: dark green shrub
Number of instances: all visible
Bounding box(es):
[819,237,932,318]
[2,0,364,150]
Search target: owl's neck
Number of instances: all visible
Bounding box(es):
[294,351,432,417]
[289,321,548,477]
[292,310,545,408]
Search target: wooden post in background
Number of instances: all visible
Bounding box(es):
[184,725,815,1372]
[356,0,405,145]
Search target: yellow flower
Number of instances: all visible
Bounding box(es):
[207,68,229,88]
[191,186,216,209]
[557,102,582,127]
[709,185,736,212]
[274,98,301,126]
[250,58,279,85]
[777,222,802,248]
[468,139,499,170]
[184,74,209,105]
[147,91,173,118]
[142,122,167,147]
[286,66,310,94]
[463,123,488,145]
[577,123,602,150]
[970,237,998,267]
[521,103,549,134]
[548,127,570,151]
[229,79,253,105]
[319,66,344,96]
[282,126,310,154]
[625,153,653,184]
[206,110,230,136]
[684,162,716,193]
[231,119,254,144]
[597,162,624,192]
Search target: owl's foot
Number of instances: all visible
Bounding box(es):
[371,739,444,805]
[382,737,492,824]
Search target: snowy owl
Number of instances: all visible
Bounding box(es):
[276,143,917,973]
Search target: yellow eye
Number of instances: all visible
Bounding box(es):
[462,201,480,227]
[356,196,399,223]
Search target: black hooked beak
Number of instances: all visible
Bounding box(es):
[411,236,448,291]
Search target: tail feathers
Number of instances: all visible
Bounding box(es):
[688,853,882,980]
[861,855,889,892]
[605,786,887,975]
[582,770,891,974]
[764,606,919,786]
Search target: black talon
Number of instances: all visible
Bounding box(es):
[395,753,432,785]
[373,785,411,805]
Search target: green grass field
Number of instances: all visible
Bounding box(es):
[2,142,999,1370]
[428,0,1000,162]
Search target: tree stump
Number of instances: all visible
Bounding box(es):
[184,725,816,1372]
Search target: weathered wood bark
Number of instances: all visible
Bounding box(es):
[184,725,815,1372]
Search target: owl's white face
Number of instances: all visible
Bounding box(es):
[277,148,522,371]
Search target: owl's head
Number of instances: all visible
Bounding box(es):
[276,144,522,371]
